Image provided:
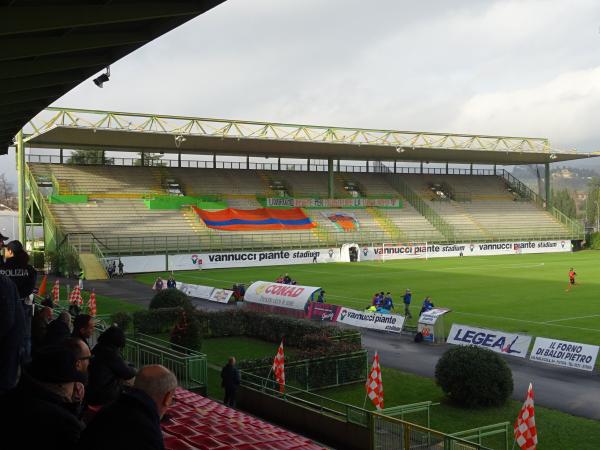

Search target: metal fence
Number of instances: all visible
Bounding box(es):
[372,413,492,450]
[123,333,208,391]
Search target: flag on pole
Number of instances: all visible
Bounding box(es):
[88,290,97,317]
[52,279,60,305]
[38,274,48,297]
[68,286,83,307]
[272,340,285,393]
[514,383,537,450]
[365,351,384,410]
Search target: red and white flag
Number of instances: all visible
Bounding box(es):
[88,290,97,317]
[514,383,537,450]
[366,351,384,410]
[52,279,60,305]
[68,286,83,307]
[272,340,285,393]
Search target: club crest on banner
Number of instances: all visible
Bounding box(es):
[328,249,334,258]
[191,254,203,266]
[470,244,475,252]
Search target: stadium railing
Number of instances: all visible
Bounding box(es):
[123,333,208,392]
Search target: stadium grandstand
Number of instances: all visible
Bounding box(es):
[14,107,594,278]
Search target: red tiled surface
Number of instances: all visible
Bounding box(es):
[159,388,324,450]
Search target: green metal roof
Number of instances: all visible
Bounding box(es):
[23,107,600,165]
[0,0,226,154]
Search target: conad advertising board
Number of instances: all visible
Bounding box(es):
[360,240,570,261]
[530,337,599,372]
[335,307,405,333]
[244,281,321,311]
[176,282,214,300]
[447,324,532,358]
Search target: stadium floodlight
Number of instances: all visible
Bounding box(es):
[549,153,557,160]
[395,147,405,153]
[93,67,111,88]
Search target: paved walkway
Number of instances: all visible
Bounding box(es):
[79,276,600,421]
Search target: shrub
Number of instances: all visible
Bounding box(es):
[435,346,513,407]
[590,232,600,250]
[170,310,201,352]
[133,307,182,334]
[149,289,192,310]
[110,311,132,330]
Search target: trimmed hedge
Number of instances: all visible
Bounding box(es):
[149,289,192,310]
[435,346,514,407]
[133,307,183,334]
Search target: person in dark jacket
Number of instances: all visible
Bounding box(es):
[31,305,53,355]
[45,311,72,346]
[0,274,25,393]
[0,240,37,362]
[86,326,137,406]
[0,345,86,450]
[77,365,177,450]
[221,356,240,407]
[72,313,95,348]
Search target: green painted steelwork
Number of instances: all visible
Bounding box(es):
[17,131,26,242]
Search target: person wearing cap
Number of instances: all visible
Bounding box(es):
[78,365,177,450]
[86,326,137,406]
[0,345,85,450]
[402,289,412,319]
[0,240,37,363]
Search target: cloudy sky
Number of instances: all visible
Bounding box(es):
[3,0,600,184]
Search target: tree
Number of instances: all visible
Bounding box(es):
[585,177,600,227]
[134,152,164,166]
[0,173,16,209]
[551,189,576,218]
[68,150,113,165]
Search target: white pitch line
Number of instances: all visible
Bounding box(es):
[453,311,600,334]
[544,314,600,324]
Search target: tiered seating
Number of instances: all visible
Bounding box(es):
[30,163,164,195]
[49,199,197,236]
[279,171,335,197]
[172,168,268,196]
[306,209,391,240]
[225,197,263,209]
[163,387,324,450]
[349,173,397,196]
[462,201,569,239]
[381,204,445,242]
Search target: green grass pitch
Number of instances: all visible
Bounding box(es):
[135,250,600,346]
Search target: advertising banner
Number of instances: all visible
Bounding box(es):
[360,240,570,261]
[447,324,532,358]
[209,288,234,304]
[176,282,214,300]
[244,281,321,311]
[418,308,451,325]
[266,198,401,208]
[169,248,341,271]
[306,302,340,322]
[530,337,599,371]
[336,307,405,333]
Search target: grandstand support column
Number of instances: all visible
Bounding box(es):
[470,163,473,174]
[337,159,340,172]
[60,148,64,164]
[328,158,334,199]
[307,158,311,171]
[278,158,281,171]
[420,162,423,173]
[246,155,249,169]
[394,160,397,173]
[16,130,26,242]
[494,164,497,175]
[178,152,181,167]
[445,162,449,174]
[545,162,551,210]
[141,152,145,166]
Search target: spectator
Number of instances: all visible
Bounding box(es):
[117,259,124,277]
[419,296,434,316]
[78,270,85,290]
[77,365,177,450]
[68,301,81,318]
[64,337,92,419]
[41,294,54,308]
[152,276,164,291]
[221,356,240,407]
[107,263,115,278]
[402,289,413,319]
[0,274,25,393]
[166,274,176,289]
[72,314,95,348]
[317,289,326,303]
[0,345,86,450]
[0,240,37,363]
[283,273,291,284]
[382,292,394,312]
[238,283,246,299]
[46,311,72,346]
[86,326,137,406]
[276,274,284,283]
[31,306,53,354]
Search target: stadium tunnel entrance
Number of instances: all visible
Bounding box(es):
[341,243,360,262]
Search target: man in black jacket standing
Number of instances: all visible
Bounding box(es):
[221,356,240,407]
[78,364,177,450]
